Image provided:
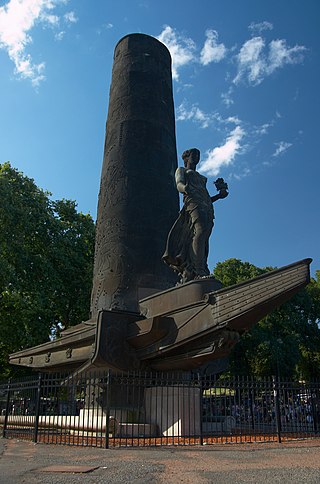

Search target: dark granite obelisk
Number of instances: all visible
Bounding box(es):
[90,34,179,316]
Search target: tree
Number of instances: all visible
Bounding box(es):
[0,163,95,379]
[296,272,320,379]
[213,258,267,287]
[213,259,320,379]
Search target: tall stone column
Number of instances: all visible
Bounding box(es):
[91,34,179,316]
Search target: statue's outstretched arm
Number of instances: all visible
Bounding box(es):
[211,190,229,203]
[211,177,229,203]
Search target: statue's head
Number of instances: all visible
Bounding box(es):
[182,148,200,169]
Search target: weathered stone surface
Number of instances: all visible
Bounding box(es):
[90,34,179,315]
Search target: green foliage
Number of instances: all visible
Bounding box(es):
[0,162,95,379]
[214,259,320,380]
[214,258,267,286]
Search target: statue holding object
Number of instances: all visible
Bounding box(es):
[163,148,229,283]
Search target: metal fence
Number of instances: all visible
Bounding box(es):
[1,371,319,447]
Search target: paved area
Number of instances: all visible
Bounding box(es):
[1,438,320,483]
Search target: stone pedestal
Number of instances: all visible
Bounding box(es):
[145,386,201,437]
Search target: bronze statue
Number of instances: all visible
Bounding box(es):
[163,148,229,283]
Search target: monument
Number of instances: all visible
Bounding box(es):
[9,34,312,375]
[91,33,179,315]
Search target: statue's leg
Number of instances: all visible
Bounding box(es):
[192,219,212,277]
[204,221,214,273]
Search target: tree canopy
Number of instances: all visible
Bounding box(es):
[0,162,95,379]
[213,259,320,379]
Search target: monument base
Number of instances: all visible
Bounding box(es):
[9,259,312,373]
[145,386,201,437]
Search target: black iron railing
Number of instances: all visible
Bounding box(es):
[1,371,319,447]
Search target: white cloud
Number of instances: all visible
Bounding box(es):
[157,25,196,80]
[41,12,59,26]
[199,126,245,176]
[221,87,234,107]
[177,101,245,131]
[226,115,241,125]
[234,36,306,86]
[248,21,273,34]
[96,22,113,36]
[233,36,265,85]
[156,25,306,90]
[272,141,292,157]
[176,102,212,128]
[177,99,283,177]
[268,39,305,71]
[55,30,65,41]
[0,0,77,86]
[232,167,251,180]
[255,122,273,135]
[64,11,77,24]
[200,29,227,66]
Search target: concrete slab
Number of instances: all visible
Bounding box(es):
[38,465,99,473]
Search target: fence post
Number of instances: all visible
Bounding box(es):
[311,387,318,434]
[104,369,111,449]
[272,375,282,443]
[33,373,42,443]
[198,376,203,445]
[249,386,255,431]
[2,378,12,438]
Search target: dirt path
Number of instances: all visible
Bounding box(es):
[1,438,320,483]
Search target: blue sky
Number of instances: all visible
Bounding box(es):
[0,0,319,275]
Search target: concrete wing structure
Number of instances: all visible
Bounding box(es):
[9,258,312,372]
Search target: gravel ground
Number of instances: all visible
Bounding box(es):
[1,438,320,483]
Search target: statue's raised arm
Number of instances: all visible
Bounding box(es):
[162,148,229,284]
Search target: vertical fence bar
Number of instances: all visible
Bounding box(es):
[131,372,135,446]
[2,378,11,438]
[104,369,111,449]
[238,376,243,443]
[272,375,282,443]
[177,373,181,445]
[249,376,255,434]
[163,372,166,446]
[311,385,318,435]
[51,373,56,445]
[142,372,146,447]
[93,372,97,447]
[199,376,203,446]
[33,373,42,443]
[154,373,158,446]
[42,374,47,444]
